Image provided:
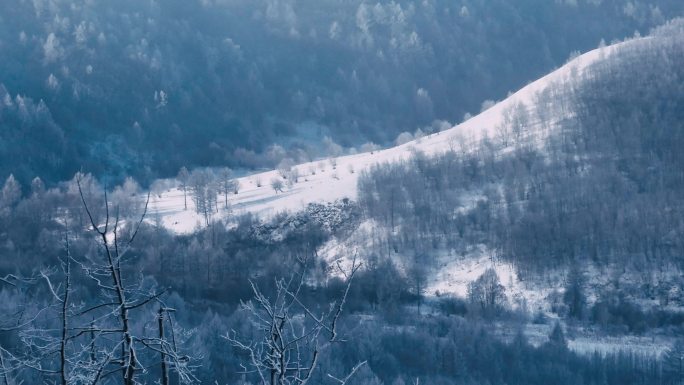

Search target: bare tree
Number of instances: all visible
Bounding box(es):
[189,170,215,226]
[218,167,235,209]
[467,268,507,313]
[76,177,197,384]
[495,106,513,148]
[177,167,190,210]
[510,102,530,144]
[360,142,380,154]
[110,177,143,219]
[288,168,300,184]
[226,257,366,385]
[0,179,196,385]
[277,158,295,179]
[77,177,152,384]
[271,178,285,194]
[0,223,114,385]
[0,347,12,385]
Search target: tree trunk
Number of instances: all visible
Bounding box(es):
[59,256,71,385]
[159,309,169,385]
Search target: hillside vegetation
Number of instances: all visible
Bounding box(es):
[1,15,684,385]
[2,0,683,185]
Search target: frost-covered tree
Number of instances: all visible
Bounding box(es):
[177,167,190,210]
[30,177,45,197]
[360,142,380,154]
[218,167,236,209]
[271,178,285,193]
[226,257,365,385]
[1,174,21,212]
[189,170,215,226]
[467,268,506,313]
[277,158,295,179]
[395,132,414,146]
[110,176,142,219]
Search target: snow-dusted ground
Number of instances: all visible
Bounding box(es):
[568,334,671,358]
[149,38,642,234]
[426,245,552,311]
[495,323,672,358]
[143,39,682,354]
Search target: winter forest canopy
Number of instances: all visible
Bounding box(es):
[2,1,684,385]
[2,0,684,186]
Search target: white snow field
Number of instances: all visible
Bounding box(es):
[149,37,642,234]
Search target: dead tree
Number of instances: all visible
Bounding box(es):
[226,256,366,385]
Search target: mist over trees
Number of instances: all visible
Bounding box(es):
[2,0,684,186]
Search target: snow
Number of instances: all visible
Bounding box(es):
[149,38,642,234]
[496,323,672,358]
[140,37,661,321]
[568,334,671,358]
[425,245,556,313]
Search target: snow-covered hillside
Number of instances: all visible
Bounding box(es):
[128,35,684,360]
[149,38,641,234]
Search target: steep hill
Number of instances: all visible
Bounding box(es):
[149,35,639,233]
[147,22,684,329]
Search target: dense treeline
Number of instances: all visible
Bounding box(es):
[1,170,683,383]
[353,27,684,338]
[3,11,684,385]
[357,25,684,273]
[2,0,684,185]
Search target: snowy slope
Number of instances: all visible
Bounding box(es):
[144,36,672,318]
[149,38,642,234]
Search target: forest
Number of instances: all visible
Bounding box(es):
[1,25,684,383]
[2,3,684,385]
[2,0,684,185]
